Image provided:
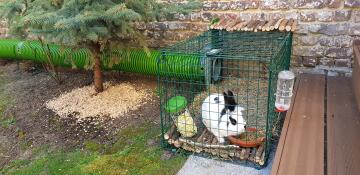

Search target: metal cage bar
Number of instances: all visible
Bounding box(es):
[158,31,292,167]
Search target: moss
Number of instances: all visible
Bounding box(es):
[84,140,102,153]
[2,123,188,175]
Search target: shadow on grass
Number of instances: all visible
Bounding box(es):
[1,123,188,175]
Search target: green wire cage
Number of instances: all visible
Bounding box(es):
[158,30,292,167]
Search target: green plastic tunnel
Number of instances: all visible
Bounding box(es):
[0,39,205,79]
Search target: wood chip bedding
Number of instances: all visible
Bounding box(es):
[46,82,153,120]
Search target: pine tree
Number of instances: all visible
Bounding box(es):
[0,0,200,92]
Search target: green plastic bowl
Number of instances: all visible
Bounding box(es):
[165,96,187,114]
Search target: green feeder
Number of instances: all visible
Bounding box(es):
[164,96,187,114]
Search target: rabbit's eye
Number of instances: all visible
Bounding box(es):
[229,116,237,125]
[214,97,219,103]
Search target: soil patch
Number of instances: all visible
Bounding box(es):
[0,62,160,168]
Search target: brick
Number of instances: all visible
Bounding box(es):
[345,0,360,7]
[334,10,351,21]
[300,12,316,22]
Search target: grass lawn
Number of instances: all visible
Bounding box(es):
[1,123,187,175]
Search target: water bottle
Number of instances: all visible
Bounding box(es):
[275,71,295,112]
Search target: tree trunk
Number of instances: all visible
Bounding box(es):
[93,45,104,93]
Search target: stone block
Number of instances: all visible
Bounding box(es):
[300,12,316,22]
[190,12,202,22]
[354,10,360,23]
[174,13,190,21]
[317,24,350,36]
[345,0,360,8]
[203,1,230,10]
[167,22,192,30]
[229,1,260,10]
[260,0,290,10]
[191,23,209,31]
[316,11,334,22]
[328,0,342,8]
[325,47,352,58]
[201,12,237,22]
[335,59,351,67]
[298,35,320,46]
[349,24,360,36]
[164,31,199,41]
[319,58,335,66]
[238,13,262,21]
[146,22,168,31]
[291,56,303,67]
[334,10,351,22]
[203,1,259,11]
[302,56,318,67]
[319,36,352,47]
[293,45,324,57]
[293,0,328,9]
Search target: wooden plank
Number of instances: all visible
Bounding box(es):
[271,74,325,175]
[271,74,300,175]
[353,40,360,111]
[327,77,360,175]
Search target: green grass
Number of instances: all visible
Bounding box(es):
[2,124,188,175]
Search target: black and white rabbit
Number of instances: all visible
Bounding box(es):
[201,90,246,143]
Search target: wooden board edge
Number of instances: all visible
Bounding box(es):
[270,74,301,175]
[353,40,360,111]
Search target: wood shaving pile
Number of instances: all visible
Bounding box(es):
[46,82,152,120]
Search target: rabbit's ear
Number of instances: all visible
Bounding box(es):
[223,91,229,105]
[227,90,234,97]
[226,90,237,111]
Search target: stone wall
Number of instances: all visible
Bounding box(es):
[142,0,360,76]
[0,0,359,75]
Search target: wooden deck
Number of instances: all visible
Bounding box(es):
[271,74,360,175]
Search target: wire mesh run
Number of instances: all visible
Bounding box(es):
[158,30,292,167]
